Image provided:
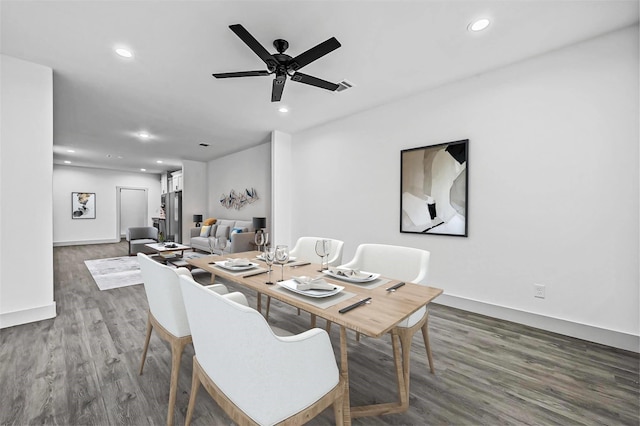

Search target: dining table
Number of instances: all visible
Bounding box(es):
[186,250,443,425]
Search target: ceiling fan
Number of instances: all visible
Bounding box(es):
[212,24,342,102]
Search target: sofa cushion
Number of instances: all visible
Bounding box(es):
[203,217,217,226]
[199,225,211,237]
[215,225,230,240]
[217,219,235,229]
[235,220,253,231]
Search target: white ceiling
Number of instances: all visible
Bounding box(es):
[1,0,638,174]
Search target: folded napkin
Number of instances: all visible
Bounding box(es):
[329,267,373,280]
[293,276,337,291]
[225,258,251,267]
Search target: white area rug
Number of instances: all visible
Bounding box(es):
[85,251,207,291]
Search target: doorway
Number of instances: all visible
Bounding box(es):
[117,187,148,238]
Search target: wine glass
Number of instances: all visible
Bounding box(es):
[315,240,327,271]
[275,245,289,282]
[254,230,265,252]
[323,240,332,270]
[216,237,228,255]
[264,247,276,285]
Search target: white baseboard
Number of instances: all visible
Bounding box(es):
[0,302,57,329]
[54,238,120,247]
[434,293,639,353]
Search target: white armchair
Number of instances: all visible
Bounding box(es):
[137,253,231,426]
[339,243,433,410]
[179,275,345,426]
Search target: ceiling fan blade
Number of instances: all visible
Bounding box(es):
[212,70,271,78]
[289,37,341,71]
[271,74,286,102]
[229,24,278,70]
[291,72,339,91]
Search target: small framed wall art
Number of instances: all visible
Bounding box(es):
[72,192,96,219]
[400,139,468,236]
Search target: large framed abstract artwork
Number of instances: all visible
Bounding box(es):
[400,139,468,237]
[72,192,96,219]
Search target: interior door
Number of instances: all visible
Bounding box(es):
[119,188,148,237]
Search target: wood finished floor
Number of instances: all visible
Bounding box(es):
[1,241,638,425]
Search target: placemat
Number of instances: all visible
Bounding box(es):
[273,285,356,309]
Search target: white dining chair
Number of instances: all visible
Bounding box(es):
[179,275,345,426]
[339,243,433,409]
[265,236,345,321]
[289,236,345,267]
[137,253,232,426]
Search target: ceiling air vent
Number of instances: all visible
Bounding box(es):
[335,79,355,93]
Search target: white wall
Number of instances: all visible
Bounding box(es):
[0,55,56,327]
[207,143,271,227]
[289,26,639,350]
[53,165,161,245]
[271,131,293,246]
[182,160,207,245]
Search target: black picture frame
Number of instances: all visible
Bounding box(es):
[400,139,468,237]
[72,192,96,219]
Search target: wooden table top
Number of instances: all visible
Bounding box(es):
[187,251,443,338]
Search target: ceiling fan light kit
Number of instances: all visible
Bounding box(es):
[212,24,342,102]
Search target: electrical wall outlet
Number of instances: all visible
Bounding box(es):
[534,283,546,299]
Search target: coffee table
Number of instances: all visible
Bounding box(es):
[144,242,191,264]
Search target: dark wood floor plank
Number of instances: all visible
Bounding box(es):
[0,240,637,425]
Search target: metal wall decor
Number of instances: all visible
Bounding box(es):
[220,188,259,210]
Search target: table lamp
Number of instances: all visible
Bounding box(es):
[193,214,203,227]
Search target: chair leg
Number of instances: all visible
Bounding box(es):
[139,312,153,375]
[421,313,435,374]
[185,357,201,426]
[167,338,188,426]
[333,395,345,426]
[265,296,271,320]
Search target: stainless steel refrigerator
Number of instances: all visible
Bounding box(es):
[161,191,182,243]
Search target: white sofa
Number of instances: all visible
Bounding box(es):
[189,219,255,253]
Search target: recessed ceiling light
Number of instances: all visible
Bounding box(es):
[64,160,71,164]
[140,168,147,172]
[138,131,151,139]
[468,18,490,32]
[156,160,163,164]
[115,47,133,58]
[67,149,75,153]
[278,106,289,113]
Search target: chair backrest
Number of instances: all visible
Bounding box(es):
[137,253,192,337]
[341,243,430,285]
[128,226,158,241]
[179,275,340,425]
[289,237,345,266]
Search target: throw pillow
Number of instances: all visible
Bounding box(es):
[203,218,217,226]
[231,227,247,236]
[199,225,211,237]
[215,225,230,240]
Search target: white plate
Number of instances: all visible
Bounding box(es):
[279,279,344,298]
[322,269,380,283]
[256,254,297,262]
[213,261,259,271]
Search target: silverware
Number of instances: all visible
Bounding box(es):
[243,270,268,278]
[386,282,405,292]
[339,297,372,314]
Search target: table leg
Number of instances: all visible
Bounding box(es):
[256,292,263,314]
[340,326,352,426]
